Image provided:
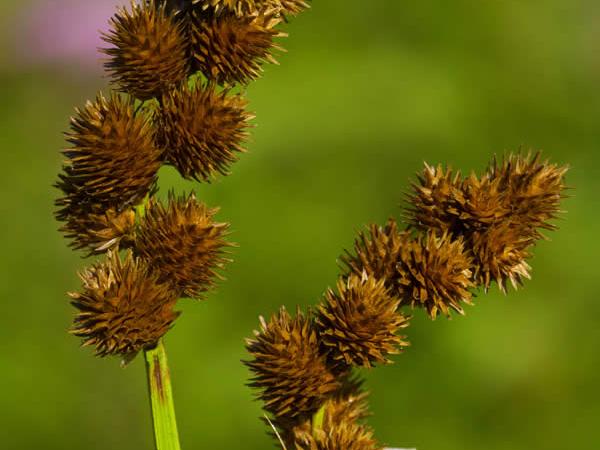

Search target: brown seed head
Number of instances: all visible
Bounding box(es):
[55,93,161,220]
[317,274,410,368]
[102,1,189,100]
[470,221,535,293]
[60,206,136,254]
[397,231,475,318]
[290,381,381,450]
[192,0,272,16]
[134,193,231,299]
[245,307,341,419]
[341,219,411,288]
[155,82,252,181]
[191,10,283,85]
[70,250,179,357]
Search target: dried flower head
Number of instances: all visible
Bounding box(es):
[155,82,252,181]
[342,219,410,286]
[470,221,534,292]
[102,1,189,100]
[245,307,341,419]
[70,250,179,357]
[317,274,410,368]
[134,193,231,299]
[486,151,568,235]
[60,206,136,254]
[191,10,283,85]
[397,231,475,318]
[55,93,161,219]
[290,382,380,450]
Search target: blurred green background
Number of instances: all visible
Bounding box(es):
[0,1,598,449]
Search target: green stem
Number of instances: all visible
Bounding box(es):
[145,340,182,450]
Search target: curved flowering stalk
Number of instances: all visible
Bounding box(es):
[54,0,309,448]
[245,151,568,449]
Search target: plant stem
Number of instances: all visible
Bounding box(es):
[145,340,182,450]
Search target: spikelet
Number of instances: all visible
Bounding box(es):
[245,307,340,419]
[60,206,136,254]
[276,0,311,17]
[317,274,410,368]
[341,219,410,288]
[190,9,283,85]
[70,250,179,357]
[134,193,231,299]
[102,1,189,100]
[55,93,161,220]
[155,82,252,181]
[397,231,475,318]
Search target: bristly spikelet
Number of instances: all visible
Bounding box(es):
[290,381,381,450]
[275,0,310,17]
[471,221,535,292]
[102,1,189,100]
[193,0,271,16]
[317,274,410,368]
[342,219,411,286]
[60,206,136,254]
[55,93,161,219]
[397,231,475,318]
[155,82,252,181]
[134,193,231,299]
[190,10,283,85]
[70,250,180,357]
[486,151,568,235]
[245,307,341,420]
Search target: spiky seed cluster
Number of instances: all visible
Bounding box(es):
[102,1,189,100]
[276,0,311,17]
[70,250,179,357]
[155,83,252,181]
[135,193,231,299]
[245,307,341,419]
[195,0,270,16]
[60,207,136,254]
[317,274,410,368]
[290,384,381,450]
[55,94,161,232]
[407,151,568,292]
[191,10,282,85]
[342,219,410,285]
[397,231,474,318]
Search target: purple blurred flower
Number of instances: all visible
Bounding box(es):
[14,0,126,72]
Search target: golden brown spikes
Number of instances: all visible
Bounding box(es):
[397,231,475,318]
[341,219,411,289]
[470,221,534,293]
[317,274,410,368]
[486,151,568,234]
[193,0,271,16]
[60,206,136,254]
[290,381,381,450]
[276,0,311,17]
[70,250,179,357]
[155,83,252,181]
[134,193,232,299]
[55,93,161,221]
[102,1,189,100]
[245,307,340,420]
[190,10,283,85]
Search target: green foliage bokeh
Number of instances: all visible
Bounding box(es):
[0,1,598,449]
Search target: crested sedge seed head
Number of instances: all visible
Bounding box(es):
[191,9,283,85]
[342,219,411,287]
[55,93,161,221]
[471,221,534,292]
[397,231,475,318]
[134,193,232,299]
[102,0,190,100]
[155,82,252,181]
[317,274,410,368]
[59,206,136,254]
[245,307,341,419]
[290,381,381,450]
[70,250,180,357]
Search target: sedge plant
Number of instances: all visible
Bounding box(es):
[54,1,309,449]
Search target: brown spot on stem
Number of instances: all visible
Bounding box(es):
[153,354,166,403]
